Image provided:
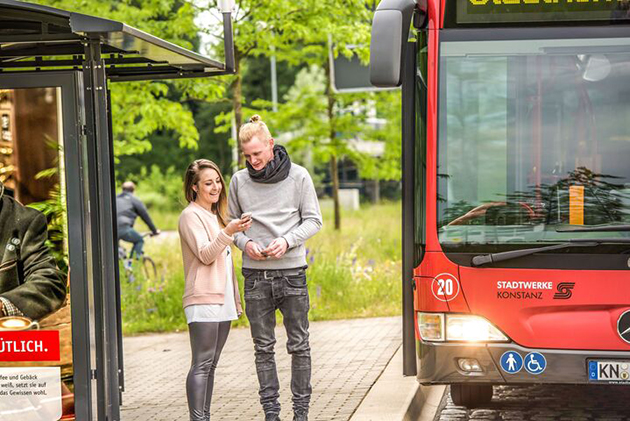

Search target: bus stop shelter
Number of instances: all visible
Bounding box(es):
[0,1,234,419]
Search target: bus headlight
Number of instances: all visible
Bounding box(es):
[446,315,508,342]
[418,313,509,342]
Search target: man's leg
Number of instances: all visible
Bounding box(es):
[120,228,144,259]
[244,271,281,418]
[278,271,311,419]
[118,227,144,258]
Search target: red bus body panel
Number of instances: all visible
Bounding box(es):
[414,0,630,360]
[461,267,630,350]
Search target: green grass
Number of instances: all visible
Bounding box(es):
[120,200,402,335]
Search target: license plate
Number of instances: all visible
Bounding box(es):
[588,360,630,383]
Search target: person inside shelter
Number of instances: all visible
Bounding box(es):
[0,181,66,320]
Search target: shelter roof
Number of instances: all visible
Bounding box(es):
[0,0,227,81]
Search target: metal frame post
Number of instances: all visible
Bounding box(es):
[402,36,418,376]
[82,37,121,421]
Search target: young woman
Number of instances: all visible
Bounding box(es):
[178,159,252,421]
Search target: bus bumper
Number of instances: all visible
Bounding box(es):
[417,340,630,385]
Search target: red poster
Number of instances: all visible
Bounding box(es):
[0,331,60,362]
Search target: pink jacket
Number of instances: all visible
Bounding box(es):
[178,202,243,312]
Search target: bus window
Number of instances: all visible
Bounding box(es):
[437,36,630,245]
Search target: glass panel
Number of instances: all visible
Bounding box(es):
[415,31,429,257]
[0,88,74,420]
[438,37,630,246]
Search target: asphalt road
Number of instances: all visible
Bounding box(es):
[434,384,630,421]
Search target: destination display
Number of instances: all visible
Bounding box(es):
[457,0,630,24]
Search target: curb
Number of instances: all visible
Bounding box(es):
[349,346,446,421]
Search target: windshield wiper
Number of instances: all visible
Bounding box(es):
[471,238,630,267]
[556,224,630,233]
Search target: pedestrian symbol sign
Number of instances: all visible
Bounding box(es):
[500,351,523,374]
[524,352,547,375]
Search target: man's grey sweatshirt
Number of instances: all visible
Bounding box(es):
[228,163,322,270]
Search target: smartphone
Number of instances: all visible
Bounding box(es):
[241,212,252,222]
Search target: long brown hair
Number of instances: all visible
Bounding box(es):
[183,159,228,227]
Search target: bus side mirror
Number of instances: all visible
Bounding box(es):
[369,0,417,88]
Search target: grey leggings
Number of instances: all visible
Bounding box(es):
[186,321,231,421]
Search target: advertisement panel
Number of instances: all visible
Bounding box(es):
[0,88,73,420]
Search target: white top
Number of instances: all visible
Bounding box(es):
[185,247,239,323]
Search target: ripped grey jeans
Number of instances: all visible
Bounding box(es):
[243,267,311,417]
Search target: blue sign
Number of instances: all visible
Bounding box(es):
[524,352,547,375]
[500,351,523,374]
[589,361,598,380]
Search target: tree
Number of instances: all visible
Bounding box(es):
[200,1,371,166]
[356,90,402,182]
[204,0,375,229]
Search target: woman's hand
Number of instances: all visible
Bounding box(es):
[224,216,252,236]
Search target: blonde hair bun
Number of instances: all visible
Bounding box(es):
[240,115,271,144]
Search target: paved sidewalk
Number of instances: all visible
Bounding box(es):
[120,317,401,421]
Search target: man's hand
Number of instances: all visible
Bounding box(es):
[245,241,266,261]
[262,238,289,259]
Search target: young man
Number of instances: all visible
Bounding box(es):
[228,115,322,421]
[116,181,160,259]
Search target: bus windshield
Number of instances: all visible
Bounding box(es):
[437,35,630,246]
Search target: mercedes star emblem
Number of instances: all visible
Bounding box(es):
[618,310,630,344]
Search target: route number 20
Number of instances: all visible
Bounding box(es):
[436,278,453,296]
[431,273,460,302]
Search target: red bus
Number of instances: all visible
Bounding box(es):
[370,0,630,408]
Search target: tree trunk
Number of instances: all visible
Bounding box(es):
[325,57,341,230]
[370,178,380,203]
[231,47,245,169]
[330,154,340,230]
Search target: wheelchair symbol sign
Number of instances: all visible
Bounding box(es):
[524,352,547,375]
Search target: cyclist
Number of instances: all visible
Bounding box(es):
[116,181,160,259]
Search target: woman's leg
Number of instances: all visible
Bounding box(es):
[186,322,220,421]
[202,321,231,420]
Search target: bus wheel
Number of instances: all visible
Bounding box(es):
[450,384,493,408]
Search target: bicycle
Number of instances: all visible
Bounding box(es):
[117,232,161,284]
